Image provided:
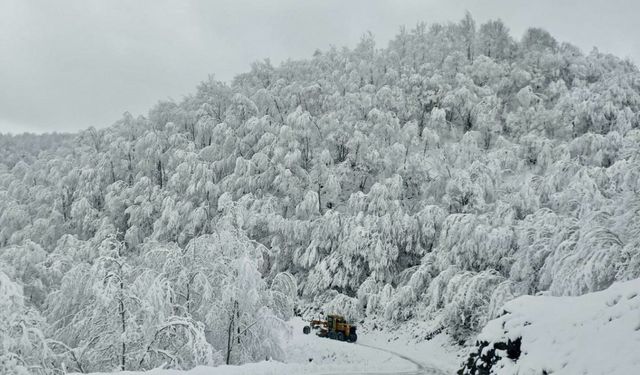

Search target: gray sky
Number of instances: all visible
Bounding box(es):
[1,0,639,134]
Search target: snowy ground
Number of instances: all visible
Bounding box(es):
[80,318,458,375]
[475,278,640,374]
[358,322,462,374]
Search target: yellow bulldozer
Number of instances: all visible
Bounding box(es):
[303,314,358,343]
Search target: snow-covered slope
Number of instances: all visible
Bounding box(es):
[460,278,640,374]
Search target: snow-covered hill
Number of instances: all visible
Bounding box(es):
[459,278,640,374]
[2,12,640,374]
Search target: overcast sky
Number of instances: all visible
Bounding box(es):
[1,0,639,134]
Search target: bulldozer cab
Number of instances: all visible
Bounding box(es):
[326,314,345,330]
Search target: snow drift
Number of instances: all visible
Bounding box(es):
[459,278,640,374]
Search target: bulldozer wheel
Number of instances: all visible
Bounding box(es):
[328,331,337,340]
[303,326,311,334]
[348,333,357,343]
[336,332,345,341]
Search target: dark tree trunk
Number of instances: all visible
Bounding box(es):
[156,159,163,188]
[225,301,238,365]
[120,280,126,371]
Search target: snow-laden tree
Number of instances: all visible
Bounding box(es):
[141,230,289,366]
[0,241,49,308]
[214,255,287,365]
[46,236,215,372]
[0,271,53,375]
[270,271,298,320]
[477,19,515,60]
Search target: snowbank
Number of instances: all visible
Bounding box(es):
[460,278,640,374]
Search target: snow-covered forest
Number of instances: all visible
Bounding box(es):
[2,14,640,374]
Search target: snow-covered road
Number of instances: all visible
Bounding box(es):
[357,343,448,375]
[308,344,425,375]
[291,315,456,375]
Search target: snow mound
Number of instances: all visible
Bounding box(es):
[461,278,640,374]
